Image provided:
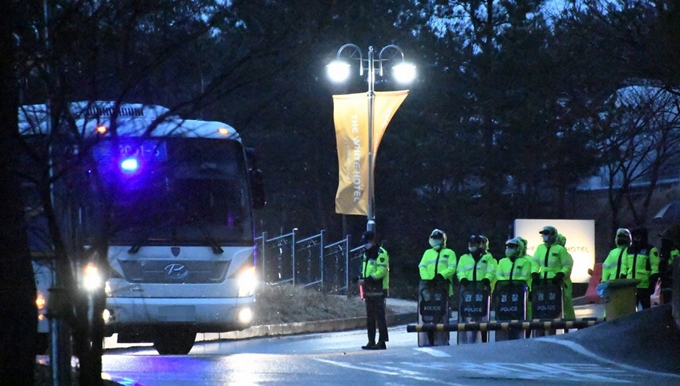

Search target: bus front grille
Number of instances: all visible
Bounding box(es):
[119,260,230,283]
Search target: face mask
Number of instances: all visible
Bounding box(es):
[542,235,550,243]
[364,242,374,250]
[616,238,629,246]
[429,239,443,249]
[505,247,516,256]
[468,246,478,253]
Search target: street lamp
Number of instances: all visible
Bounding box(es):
[327,44,415,233]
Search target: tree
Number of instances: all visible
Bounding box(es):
[0,0,37,383]
[592,86,680,234]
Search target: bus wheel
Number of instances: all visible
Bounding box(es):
[153,328,196,355]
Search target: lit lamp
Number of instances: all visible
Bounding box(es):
[327,44,415,233]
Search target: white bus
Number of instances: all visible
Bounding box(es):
[20,101,263,355]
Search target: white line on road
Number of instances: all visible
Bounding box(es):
[414,347,452,357]
[313,358,467,386]
[541,338,680,379]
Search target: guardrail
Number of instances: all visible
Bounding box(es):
[406,317,606,333]
[255,229,365,294]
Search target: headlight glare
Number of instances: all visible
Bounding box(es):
[83,263,102,292]
[237,267,257,297]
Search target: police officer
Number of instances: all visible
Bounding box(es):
[358,231,389,350]
[519,236,538,338]
[556,233,575,319]
[533,226,574,330]
[457,234,497,343]
[457,235,497,290]
[496,237,533,287]
[419,229,457,296]
[602,228,631,282]
[625,227,660,310]
[418,229,457,345]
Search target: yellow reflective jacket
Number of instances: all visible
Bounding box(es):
[496,256,533,287]
[362,247,389,290]
[602,246,628,282]
[533,243,572,279]
[456,252,497,287]
[625,245,659,289]
[419,247,457,295]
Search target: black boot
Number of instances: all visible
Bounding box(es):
[375,341,387,350]
[361,342,376,350]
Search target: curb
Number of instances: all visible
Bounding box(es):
[195,312,418,343]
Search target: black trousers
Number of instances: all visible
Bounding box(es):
[365,296,388,343]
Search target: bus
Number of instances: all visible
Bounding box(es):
[19,101,263,355]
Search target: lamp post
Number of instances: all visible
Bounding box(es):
[327,44,415,233]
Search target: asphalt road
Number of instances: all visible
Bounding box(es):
[100,303,680,385]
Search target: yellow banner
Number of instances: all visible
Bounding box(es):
[332,90,408,215]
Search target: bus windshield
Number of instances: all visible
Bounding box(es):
[84,137,253,246]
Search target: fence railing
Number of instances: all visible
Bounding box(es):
[255,229,365,294]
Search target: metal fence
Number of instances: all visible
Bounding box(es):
[255,229,365,294]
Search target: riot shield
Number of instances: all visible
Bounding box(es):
[493,280,527,341]
[457,281,490,344]
[531,278,564,337]
[417,280,450,346]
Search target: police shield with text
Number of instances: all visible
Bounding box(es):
[531,226,570,337]
[494,237,533,341]
[456,235,496,344]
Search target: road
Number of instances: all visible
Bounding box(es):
[101,304,680,385]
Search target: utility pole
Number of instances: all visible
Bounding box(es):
[43,0,71,384]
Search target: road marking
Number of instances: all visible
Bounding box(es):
[457,362,631,383]
[414,347,452,357]
[313,358,467,385]
[542,338,680,379]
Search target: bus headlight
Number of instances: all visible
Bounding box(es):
[82,263,102,292]
[237,267,257,297]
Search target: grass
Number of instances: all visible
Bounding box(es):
[253,283,369,324]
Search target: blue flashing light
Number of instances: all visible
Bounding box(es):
[120,157,140,173]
